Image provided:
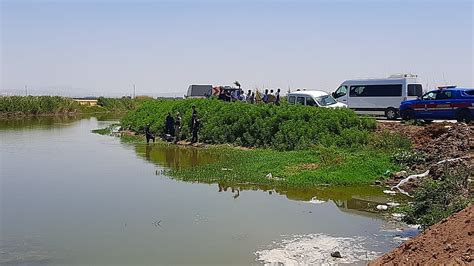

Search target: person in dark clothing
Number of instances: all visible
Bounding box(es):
[190,114,200,143]
[145,124,155,143]
[165,112,174,136]
[275,88,281,105]
[218,87,226,101]
[263,89,269,103]
[225,90,232,102]
[191,105,198,116]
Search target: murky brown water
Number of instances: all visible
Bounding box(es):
[0,116,413,265]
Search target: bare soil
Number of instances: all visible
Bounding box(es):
[378,122,473,194]
[370,205,473,265]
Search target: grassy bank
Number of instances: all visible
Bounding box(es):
[114,99,410,186]
[165,145,398,187]
[116,135,402,186]
[0,96,149,116]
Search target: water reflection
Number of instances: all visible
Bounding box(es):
[136,143,219,169]
[133,143,407,216]
[0,113,122,130]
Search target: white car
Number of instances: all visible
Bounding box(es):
[287,90,347,108]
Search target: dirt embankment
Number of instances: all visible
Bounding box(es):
[378,122,473,194]
[370,204,473,265]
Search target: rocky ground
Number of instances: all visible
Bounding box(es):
[378,121,473,195]
[370,121,473,265]
[369,204,473,265]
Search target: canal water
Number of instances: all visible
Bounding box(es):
[1,116,411,265]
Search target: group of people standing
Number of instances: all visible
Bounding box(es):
[164,105,201,144]
[262,88,281,105]
[218,88,281,105]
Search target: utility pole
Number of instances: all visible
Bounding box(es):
[25,85,28,96]
[133,84,136,99]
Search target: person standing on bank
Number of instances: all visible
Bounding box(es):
[263,89,269,104]
[165,112,174,136]
[174,112,182,144]
[190,114,201,143]
[145,123,155,143]
[192,105,198,116]
[269,89,275,104]
[275,88,281,106]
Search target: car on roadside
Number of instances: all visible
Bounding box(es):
[399,87,474,122]
[287,90,347,108]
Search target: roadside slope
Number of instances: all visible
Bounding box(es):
[370,205,473,265]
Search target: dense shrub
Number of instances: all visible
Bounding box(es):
[369,130,411,151]
[391,150,427,166]
[121,98,377,150]
[403,170,470,227]
[0,96,81,114]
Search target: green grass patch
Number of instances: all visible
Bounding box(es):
[163,145,399,187]
[91,128,112,135]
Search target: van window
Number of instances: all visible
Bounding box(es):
[349,84,402,97]
[408,84,423,97]
[288,96,296,104]
[296,97,305,105]
[306,97,316,106]
[334,85,347,98]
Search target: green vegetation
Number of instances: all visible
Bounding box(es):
[91,127,112,135]
[402,170,471,227]
[122,98,376,150]
[165,145,398,186]
[0,96,81,114]
[113,99,411,186]
[0,95,149,115]
[96,96,151,111]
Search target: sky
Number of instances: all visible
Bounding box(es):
[1,0,473,97]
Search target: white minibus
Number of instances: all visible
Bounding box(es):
[331,74,423,119]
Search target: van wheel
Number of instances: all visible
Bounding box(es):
[401,109,415,121]
[456,109,472,123]
[385,108,399,120]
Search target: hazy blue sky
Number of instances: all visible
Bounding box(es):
[1,0,473,97]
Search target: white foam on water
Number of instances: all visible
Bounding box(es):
[308,197,326,204]
[255,233,380,265]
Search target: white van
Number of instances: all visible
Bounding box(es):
[287,90,347,108]
[331,74,423,119]
[186,85,212,98]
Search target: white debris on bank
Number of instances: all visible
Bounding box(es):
[255,234,380,265]
[383,190,397,195]
[391,170,430,196]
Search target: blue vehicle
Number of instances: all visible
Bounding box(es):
[399,87,474,122]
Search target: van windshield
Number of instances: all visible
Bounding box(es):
[315,95,337,106]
